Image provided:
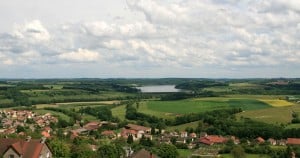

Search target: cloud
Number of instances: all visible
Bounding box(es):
[0,0,300,77]
[58,48,100,63]
[13,20,50,42]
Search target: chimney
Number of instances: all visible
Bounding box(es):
[26,136,31,142]
[40,137,46,144]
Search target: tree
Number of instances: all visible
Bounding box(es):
[157,143,178,158]
[127,134,134,144]
[16,125,25,133]
[48,138,70,157]
[151,127,156,135]
[97,144,124,158]
[231,145,246,158]
[98,107,113,121]
[71,143,95,158]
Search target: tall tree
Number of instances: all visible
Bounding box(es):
[48,139,71,158]
[127,134,134,144]
[231,145,246,158]
[97,144,124,158]
[157,143,178,158]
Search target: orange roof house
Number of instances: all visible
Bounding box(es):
[0,138,52,158]
[199,135,227,145]
[256,137,265,144]
[41,131,51,138]
[287,138,300,145]
[125,124,151,132]
[101,130,115,136]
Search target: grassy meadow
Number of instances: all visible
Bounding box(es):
[236,104,300,124]
[141,97,272,116]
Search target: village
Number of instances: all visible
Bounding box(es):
[1,109,300,158]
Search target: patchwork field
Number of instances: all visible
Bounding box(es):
[259,99,294,107]
[143,98,271,116]
[166,121,200,131]
[35,100,119,109]
[236,105,300,124]
[221,154,270,158]
[111,105,126,120]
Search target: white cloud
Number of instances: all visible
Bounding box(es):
[0,0,300,77]
[58,48,100,63]
[13,20,50,42]
[103,40,124,49]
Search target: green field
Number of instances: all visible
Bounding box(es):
[35,101,118,110]
[178,149,194,158]
[143,98,271,116]
[236,105,300,124]
[167,121,200,131]
[111,105,126,120]
[221,154,270,158]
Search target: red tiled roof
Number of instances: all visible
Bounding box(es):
[256,137,265,143]
[41,131,51,138]
[206,135,227,143]
[0,138,48,158]
[199,135,227,145]
[44,126,51,131]
[287,138,300,145]
[126,124,150,132]
[121,128,137,137]
[101,130,115,136]
[199,137,214,145]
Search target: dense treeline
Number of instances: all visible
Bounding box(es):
[4,88,31,107]
[79,105,120,122]
[175,80,228,90]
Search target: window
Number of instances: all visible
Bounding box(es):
[46,152,50,158]
[9,155,14,158]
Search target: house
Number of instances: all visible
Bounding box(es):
[0,138,52,158]
[130,149,158,158]
[180,131,188,138]
[101,130,116,139]
[267,138,277,145]
[199,135,227,145]
[121,128,138,140]
[41,131,51,138]
[176,137,186,144]
[123,124,151,140]
[256,137,265,144]
[277,139,287,146]
[84,121,101,131]
[125,124,151,134]
[287,138,300,145]
[230,136,240,145]
[189,133,197,138]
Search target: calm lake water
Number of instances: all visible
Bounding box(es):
[136,85,183,93]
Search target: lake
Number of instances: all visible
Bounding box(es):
[136,85,184,93]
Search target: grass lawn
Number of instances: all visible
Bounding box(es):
[143,98,271,117]
[285,123,300,129]
[221,154,270,158]
[81,113,98,121]
[111,105,126,120]
[236,105,300,124]
[178,149,193,158]
[35,101,119,109]
[167,121,199,131]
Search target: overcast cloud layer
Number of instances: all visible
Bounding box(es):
[0,0,299,78]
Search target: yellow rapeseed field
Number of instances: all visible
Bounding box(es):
[259,99,294,107]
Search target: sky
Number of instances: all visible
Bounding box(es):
[0,0,299,78]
